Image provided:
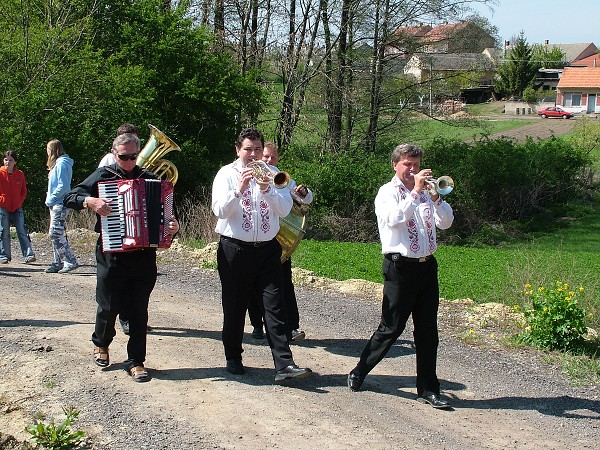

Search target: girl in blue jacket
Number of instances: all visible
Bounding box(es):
[45,139,78,273]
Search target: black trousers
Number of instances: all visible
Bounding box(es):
[354,256,440,396]
[217,236,294,371]
[247,257,300,332]
[91,239,157,371]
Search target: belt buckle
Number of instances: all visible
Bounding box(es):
[418,256,427,262]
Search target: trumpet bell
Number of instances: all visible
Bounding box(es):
[247,160,290,188]
[427,175,454,196]
[436,176,454,196]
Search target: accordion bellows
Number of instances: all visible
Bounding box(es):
[98,179,174,252]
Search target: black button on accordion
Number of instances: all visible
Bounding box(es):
[98,179,174,252]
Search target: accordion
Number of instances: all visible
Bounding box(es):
[98,179,174,252]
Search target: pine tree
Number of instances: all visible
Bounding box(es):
[495,32,538,99]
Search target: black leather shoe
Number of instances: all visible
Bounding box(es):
[347,372,364,391]
[418,391,451,409]
[251,327,265,339]
[274,364,312,381]
[226,359,245,375]
[120,319,130,335]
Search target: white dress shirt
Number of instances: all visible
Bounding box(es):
[98,153,116,167]
[375,176,454,257]
[212,159,293,242]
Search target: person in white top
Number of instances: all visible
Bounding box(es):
[247,141,313,342]
[211,127,312,382]
[98,123,139,168]
[348,143,454,409]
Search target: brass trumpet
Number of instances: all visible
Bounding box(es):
[247,160,290,188]
[426,175,454,196]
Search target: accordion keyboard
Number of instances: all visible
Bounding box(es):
[98,182,125,251]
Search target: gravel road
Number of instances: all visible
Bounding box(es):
[0,232,598,449]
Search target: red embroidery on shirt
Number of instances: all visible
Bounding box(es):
[259,199,270,233]
[241,190,252,231]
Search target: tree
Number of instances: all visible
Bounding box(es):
[530,44,566,69]
[495,32,537,99]
[0,0,264,212]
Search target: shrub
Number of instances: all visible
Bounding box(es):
[520,281,588,351]
[26,406,85,449]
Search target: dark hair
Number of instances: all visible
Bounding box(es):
[391,143,423,164]
[4,150,17,162]
[116,123,140,137]
[236,127,264,148]
[112,133,141,152]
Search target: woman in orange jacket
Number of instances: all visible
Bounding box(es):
[0,151,36,263]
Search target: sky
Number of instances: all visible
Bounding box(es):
[470,0,600,46]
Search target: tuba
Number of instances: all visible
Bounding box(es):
[277,191,309,263]
[136,124,181,185]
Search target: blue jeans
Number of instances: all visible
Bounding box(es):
[48,204,78,267]
[0,207,35,261]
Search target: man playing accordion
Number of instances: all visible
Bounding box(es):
[64,132,179,383]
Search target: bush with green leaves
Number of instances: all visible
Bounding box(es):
[26,406,85,450]
[520,281,588,351]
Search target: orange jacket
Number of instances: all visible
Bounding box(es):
[0,166,27,212]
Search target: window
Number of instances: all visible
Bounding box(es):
[564,92,582,107]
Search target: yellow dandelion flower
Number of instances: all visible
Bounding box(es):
[513,305,520,312]
[569,291,575,297]
[565,297,571,302]
[543,306,548,312]
[489,333,495,338]
[469,329,474,334]
[579,287,585,293]
[538,286,545,293]
[524,283,532,289]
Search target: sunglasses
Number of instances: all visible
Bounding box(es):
[116,152,139,161]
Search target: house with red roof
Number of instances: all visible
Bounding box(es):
[556,67,600,114]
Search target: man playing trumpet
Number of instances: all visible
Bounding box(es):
[211,127,312,382]
[348,143,454,408]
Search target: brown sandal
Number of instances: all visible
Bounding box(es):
[93,346,109,367]
[129,365,150,383]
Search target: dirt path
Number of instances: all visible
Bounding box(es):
[0,233,599,449]
[475,116,578,143]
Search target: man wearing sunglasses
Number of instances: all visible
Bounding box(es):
[64,132,179,383]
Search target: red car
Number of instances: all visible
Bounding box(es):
[537,106,574,119]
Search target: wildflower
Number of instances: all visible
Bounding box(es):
[524,283,532,290]
[513,305,520,312]
[489,333,495,338]
[469,329,474,334]
[579,287,585,293]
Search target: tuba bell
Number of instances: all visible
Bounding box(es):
[136,124,181,185]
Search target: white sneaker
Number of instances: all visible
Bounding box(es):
[58,263,79,274]
[0,258,8,264]
[24,256,36,264]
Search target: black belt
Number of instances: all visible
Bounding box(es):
[221,235,271,248]
[385,253,432,263]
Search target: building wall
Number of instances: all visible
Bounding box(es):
[557,89,600,113]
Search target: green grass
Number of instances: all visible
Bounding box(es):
[404,117,531,147]
[293,201,600,332]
